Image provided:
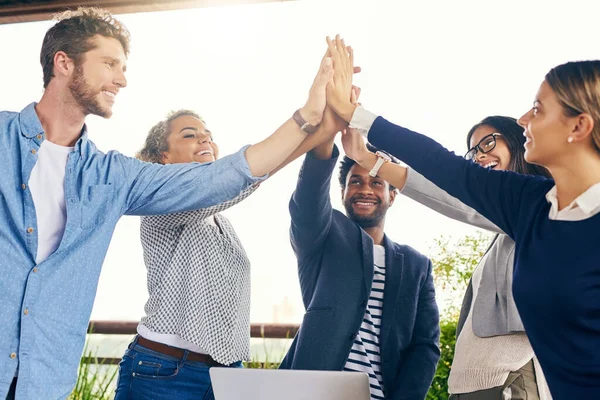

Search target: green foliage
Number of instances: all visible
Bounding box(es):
[244,359,281,369]
[425,231,493,399]
[244,332,288,369]
[69,343,118,400]
[426,319,457,400]
[429,231,492,321]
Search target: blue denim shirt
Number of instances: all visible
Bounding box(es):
[0,103,264,399]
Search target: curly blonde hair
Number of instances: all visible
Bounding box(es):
[137,110,204,164]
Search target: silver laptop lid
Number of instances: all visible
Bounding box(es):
[210,368,371,400]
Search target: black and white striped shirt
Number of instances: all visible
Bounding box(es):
[344,245,386,400]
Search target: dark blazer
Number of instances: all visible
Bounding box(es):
[279,147,440,400]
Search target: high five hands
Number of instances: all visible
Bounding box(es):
[303,37,362,136]
[326,35,360,123]
[325,34,374,165]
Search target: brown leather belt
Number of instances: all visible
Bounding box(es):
[137,336,224,366]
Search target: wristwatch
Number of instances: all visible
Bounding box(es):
[369,151,391,177]
[292,109,319,134]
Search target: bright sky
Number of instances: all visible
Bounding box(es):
[1,0,599,323]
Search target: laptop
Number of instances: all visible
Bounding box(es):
[210,368,371,400]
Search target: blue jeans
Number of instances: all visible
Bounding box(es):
[114,336,242,400]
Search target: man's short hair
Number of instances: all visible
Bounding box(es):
[338,143,399,191]
[40,7,131,88]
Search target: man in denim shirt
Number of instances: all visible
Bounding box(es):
[0,8,343,399]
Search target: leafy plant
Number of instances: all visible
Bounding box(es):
[426,232,493,399]
[244,333,290,369]
[69,342,118,400]
[426,319,457,400]
[429,231,492,321]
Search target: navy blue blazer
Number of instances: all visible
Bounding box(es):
[279,147,440,400]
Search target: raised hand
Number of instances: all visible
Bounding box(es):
[299,52,335,127]
[325,35,358,123]
[321,85,362,136]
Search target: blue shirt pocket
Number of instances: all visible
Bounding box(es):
[80,184,114,229]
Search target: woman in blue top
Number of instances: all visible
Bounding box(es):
[342,115,552,399]
[324,35,600,399]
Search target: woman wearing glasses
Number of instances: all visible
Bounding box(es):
[342,116,551,399]
[325,35,600,398]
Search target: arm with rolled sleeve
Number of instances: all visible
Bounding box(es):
[391,259,440,400]
[118,145,265,216]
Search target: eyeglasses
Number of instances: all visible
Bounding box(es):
[464,133,502,161]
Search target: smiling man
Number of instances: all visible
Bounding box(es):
[280,139,441,400]
[0,7,345,400]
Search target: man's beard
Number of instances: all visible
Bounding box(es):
[343,198,387,229]
[68,65,111,118]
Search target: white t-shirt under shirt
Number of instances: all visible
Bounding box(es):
[28,140,73,264]
[15,139,71,377]
[344,245,386,400]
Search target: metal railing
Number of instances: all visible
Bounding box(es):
[86,320,299,365]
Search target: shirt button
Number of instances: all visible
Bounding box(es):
[27,227,34,234]
[33,267,38,273]
[36,134,42,140]
[21,184,26,190]
[360,300,367,307]
[10,353,16,359]
[23,308,29,315]
[348,333,355,340]
[31,149,37,155]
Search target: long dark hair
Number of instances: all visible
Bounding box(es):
[466,116,551,178]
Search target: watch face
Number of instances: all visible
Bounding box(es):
[301,122,318,134]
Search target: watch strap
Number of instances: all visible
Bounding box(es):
[292,109,318,134]
[369,154,387,177]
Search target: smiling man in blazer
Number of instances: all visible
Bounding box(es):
[279,137,440,400]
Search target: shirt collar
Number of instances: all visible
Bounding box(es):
[73,126,90,158]
[18,102,89,157]
[18,102,44,139]
[545,183,600,216]
[573,182,600,215]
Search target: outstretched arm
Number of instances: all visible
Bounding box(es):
[243,53,334,177]
[341,129,504,234]
[325,35,551,238]
[268,69,362,177]
[121,48,341,216]
[289,136,338,257]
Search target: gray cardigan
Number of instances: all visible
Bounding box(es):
[402,169,524,336]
